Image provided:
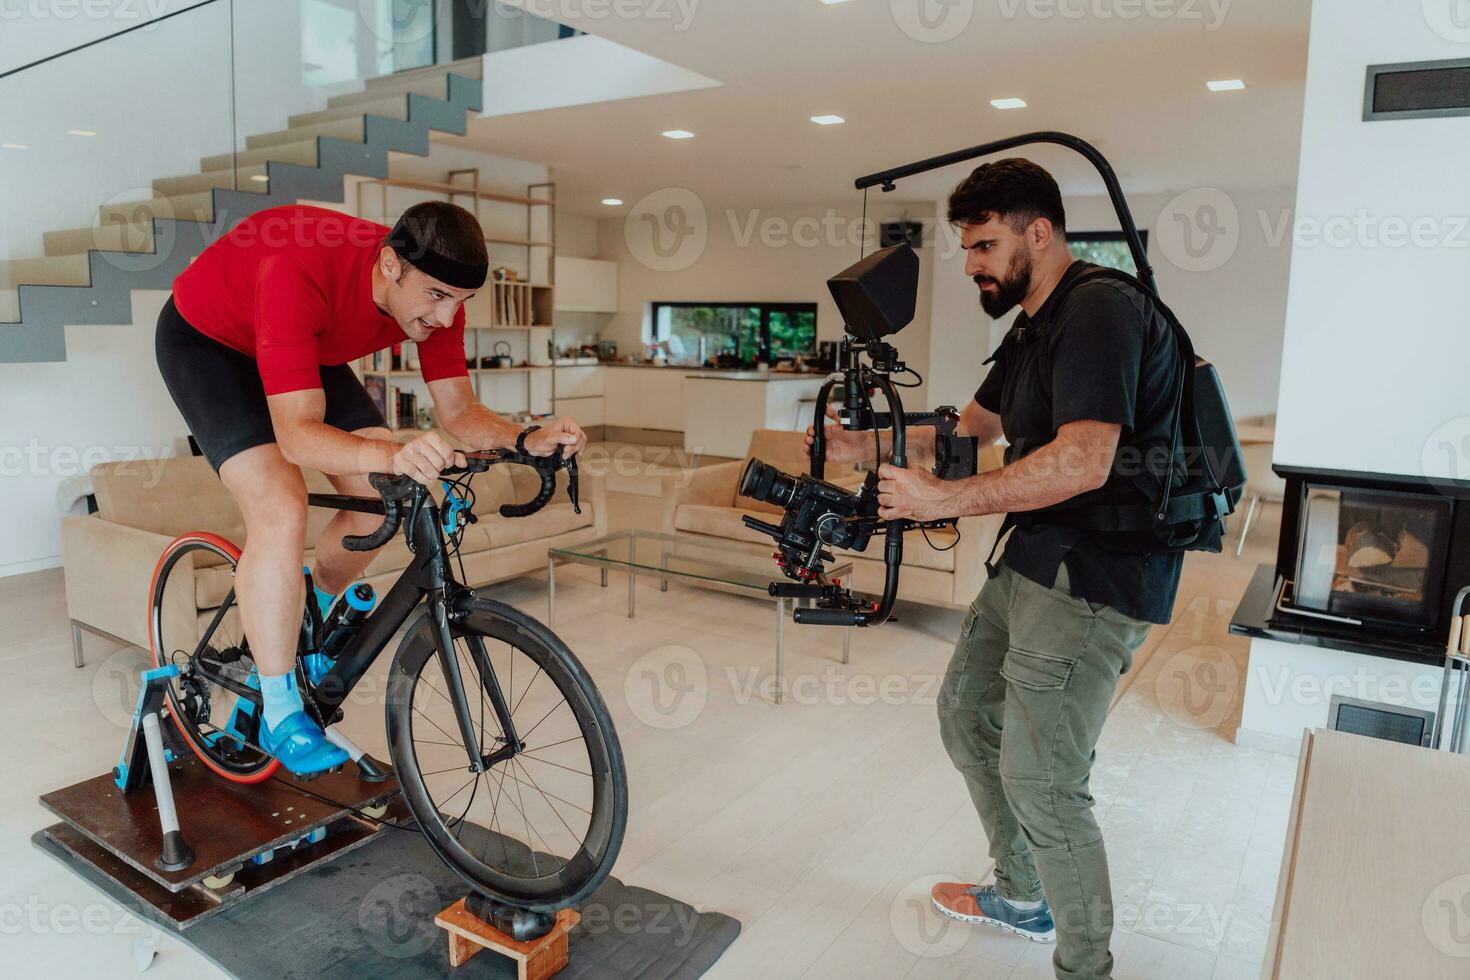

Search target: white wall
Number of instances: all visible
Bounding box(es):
[926,188,1298,421]
[1273,2,1470,480]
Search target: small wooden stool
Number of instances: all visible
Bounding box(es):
[435,897,579,978]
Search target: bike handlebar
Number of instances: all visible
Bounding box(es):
[342,450,580,552]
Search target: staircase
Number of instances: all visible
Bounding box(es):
[0,58,485,364]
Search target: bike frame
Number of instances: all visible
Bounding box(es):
[190,485,520,773]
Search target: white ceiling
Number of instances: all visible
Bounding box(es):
[449,0,1311,216]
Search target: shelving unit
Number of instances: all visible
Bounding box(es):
[355,172,557,430]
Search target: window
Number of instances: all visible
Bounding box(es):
[1068,231,1148,275]
[651,302,817,364]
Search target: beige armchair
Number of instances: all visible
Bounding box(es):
[62,454,607,666]
[663,429,1006,610]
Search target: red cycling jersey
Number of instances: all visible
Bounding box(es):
[172,205,469,396]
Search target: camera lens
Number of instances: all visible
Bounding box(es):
[739,458,798,507]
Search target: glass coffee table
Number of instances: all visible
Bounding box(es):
[547,529,853,704]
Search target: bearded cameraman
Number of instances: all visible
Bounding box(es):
[806,159,1180,980]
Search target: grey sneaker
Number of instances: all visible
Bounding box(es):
[930,881,1057,943]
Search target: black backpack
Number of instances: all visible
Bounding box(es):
[1001,266,1247,557]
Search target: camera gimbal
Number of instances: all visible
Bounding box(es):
[738,243,977,628]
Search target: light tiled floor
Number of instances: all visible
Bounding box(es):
[0,449,1288,980]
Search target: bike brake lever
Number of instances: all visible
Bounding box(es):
[566,456,581,514]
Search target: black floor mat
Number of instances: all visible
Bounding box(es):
[36,822,741,979]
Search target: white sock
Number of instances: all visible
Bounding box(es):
[259,671,304,731]
[1001,895,1044,911]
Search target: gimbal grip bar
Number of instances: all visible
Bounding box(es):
[793,607,862,626]
[769,582,825,598]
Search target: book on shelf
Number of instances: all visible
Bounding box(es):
[364,375,387,417]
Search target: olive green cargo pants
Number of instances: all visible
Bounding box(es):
[938,562,1152,980]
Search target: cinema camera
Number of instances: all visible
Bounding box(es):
[738,242,978,628]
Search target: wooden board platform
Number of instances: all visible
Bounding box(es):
[39,757,398,893]
[38,811,388,930]
[436,898,579,978]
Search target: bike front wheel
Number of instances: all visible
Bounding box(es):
[386,596,627,912]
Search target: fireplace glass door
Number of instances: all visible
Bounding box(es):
[1293,485,1451,628]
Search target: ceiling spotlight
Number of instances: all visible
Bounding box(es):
[810,114,845,125]
[662,129,695,140]
[1206,79,1245,92]
[989,98,1027,110]
[66,129,97,136]
[601,198,623,206]
[819,0,855,5]
[1,143,28,150]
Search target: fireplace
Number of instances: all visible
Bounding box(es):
[1269,466,1470,656]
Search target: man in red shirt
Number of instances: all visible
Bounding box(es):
[156,202,586,773]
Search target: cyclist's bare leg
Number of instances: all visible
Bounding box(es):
[217,443,309,678]
[310,426,395,596]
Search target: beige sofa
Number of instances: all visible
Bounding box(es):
[61,454,606,666]
[663,429,1005,610]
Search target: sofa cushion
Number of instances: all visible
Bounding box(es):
[485,502,591,549]
[673,504,774,546]
[93,456,345,553]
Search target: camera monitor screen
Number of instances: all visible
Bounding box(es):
[826,243,918,340]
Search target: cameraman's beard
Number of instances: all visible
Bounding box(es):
[975,249,1033,319]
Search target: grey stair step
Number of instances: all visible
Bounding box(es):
[291,94,407,127]
[99,192,216,227]
[153,165,270,197]
[45,221,156,258]
[200,139,319,172]
[246,117,364,151]
[0,254,92,289]
[364,58,480,91]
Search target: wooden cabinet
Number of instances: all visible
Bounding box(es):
[637,369,685,431]
[553,396,604,427]
[554,365,605,399]
[602,367,641,427]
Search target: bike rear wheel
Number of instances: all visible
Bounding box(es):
[148,533,280,783]
[386,596,627,912]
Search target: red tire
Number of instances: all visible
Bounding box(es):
[149,533,281,784]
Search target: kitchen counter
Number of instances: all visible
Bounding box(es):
[598,362,830,380]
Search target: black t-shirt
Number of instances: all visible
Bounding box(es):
[974,260,1183,624]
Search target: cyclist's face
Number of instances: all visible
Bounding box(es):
[386,262,476,342]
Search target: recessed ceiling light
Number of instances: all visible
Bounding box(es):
[810,114,845,125]
[250,174,270,182]
[989,98,1027,110]
[819,0,855,5]
[1,143,28,150]
[67,129,97,136]
[601,198,623,206]
[662,129,695,140]
[1206,78,1245,92]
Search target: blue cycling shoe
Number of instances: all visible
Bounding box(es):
[260,711,349,775]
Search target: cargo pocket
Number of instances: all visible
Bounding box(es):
[938,607,982,710]
[1001,647,1075,692]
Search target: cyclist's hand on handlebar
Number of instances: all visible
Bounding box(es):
[392,432,465,486]
[523,416,587,460]
[807,404,867,464]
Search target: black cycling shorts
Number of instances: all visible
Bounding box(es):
[155,295,386,472]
